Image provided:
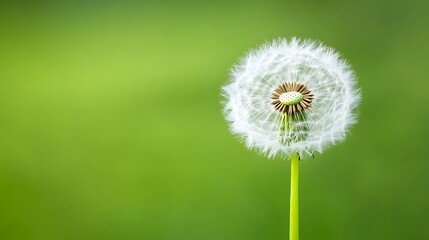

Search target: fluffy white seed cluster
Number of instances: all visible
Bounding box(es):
[222,38,361,159]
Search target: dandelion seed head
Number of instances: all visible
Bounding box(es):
[221,38,361,159]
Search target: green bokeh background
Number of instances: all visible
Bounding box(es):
[1,1,428,239]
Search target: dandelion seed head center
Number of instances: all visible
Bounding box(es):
[279,91,303,106]
[272,83,313,114]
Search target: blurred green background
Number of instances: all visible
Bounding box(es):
[0,1,428,239]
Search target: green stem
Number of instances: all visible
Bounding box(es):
[289,153,299,240]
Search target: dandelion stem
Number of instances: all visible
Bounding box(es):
[289,153,299,240]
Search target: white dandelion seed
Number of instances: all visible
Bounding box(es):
[222,38,361,159]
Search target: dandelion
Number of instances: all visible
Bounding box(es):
[221,38,360,240]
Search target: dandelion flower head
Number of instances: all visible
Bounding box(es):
[222,38,361,159]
